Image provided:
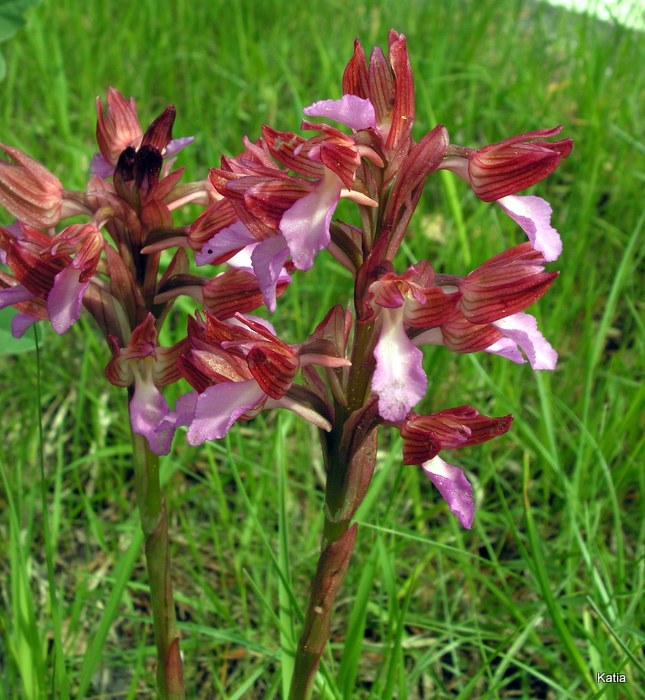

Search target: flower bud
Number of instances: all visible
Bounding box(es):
[442,127,572,202]
[467,127,572,201]
[401,408,513,465]
[141,105,176,153]
[459,243,558,323]
[95,88,142,168]
[0,144,63,227]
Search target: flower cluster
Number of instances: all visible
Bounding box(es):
[160,310,350,446]
[160,31,570,527]
[0,31,571,531]
[0,91,213,447]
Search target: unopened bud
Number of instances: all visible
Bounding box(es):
[443,127,572,201]
[95,88,142,168]
[0,144,63,227]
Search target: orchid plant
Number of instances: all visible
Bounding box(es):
[0,30,571,699]
[1,93,211,698]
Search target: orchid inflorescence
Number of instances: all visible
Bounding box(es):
[0,30,571,696]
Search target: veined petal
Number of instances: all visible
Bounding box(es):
[491,311,558,369]
[372,307,427,421]
[303,95,376,131]
[386,31,415,150]
[47,265,90,334]
[422,455,474,529]
[497,195,562,262]
[279,170,341,270]
[95,88,142,167]
[342,39,369,98]
[0,144,64,227]
[459,243,557,324]
[187,379,265,445]
[201,266,289,318]
[456,127,572,201]
[368,46,394,135]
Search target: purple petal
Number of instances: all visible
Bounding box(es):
[483,336,525,364]
[265,395,332,431]
[497,195,562,262]
[229,313,277,336]
[422,455,474,529]
[130,374,174,456]
[303,95,377,131]
[225,245,255,269]
[88,152,115,178]
[5,222,25,237]
[279,171,341,270]
[410,327,443,348]
[157,390,198,434]
[251,236,291,312]
[187,379,265,445]
[372,307,427,421]
[0,283,35,310]
[195,220,256,266]
[12,312,40,338]
[491,311,558,370]
[164,136,194,158]
[47,265,90,334]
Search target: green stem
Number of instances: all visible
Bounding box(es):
[345,318,376,412]
[131,429,186,700]
[289,522,358,700]
[290,313,379,698]
[289,254,383,698]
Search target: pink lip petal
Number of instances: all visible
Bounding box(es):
[47,265,90,334]
[164,136,194,158]
[497,195,562,262]
[491,311,558,370]
[195,220,256,266]
[187,380,265,445]
[280,172,341,270]
[422,455,474,529]
[130,378,173,456]
[372,307,427,421]
[250,235,291,312]
[303,95,376,131]
[11,312,41,338]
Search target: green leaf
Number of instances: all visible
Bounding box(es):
[0,0,40,80]
[0,0,40,42]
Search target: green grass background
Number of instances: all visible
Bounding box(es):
[0,0,643,698]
